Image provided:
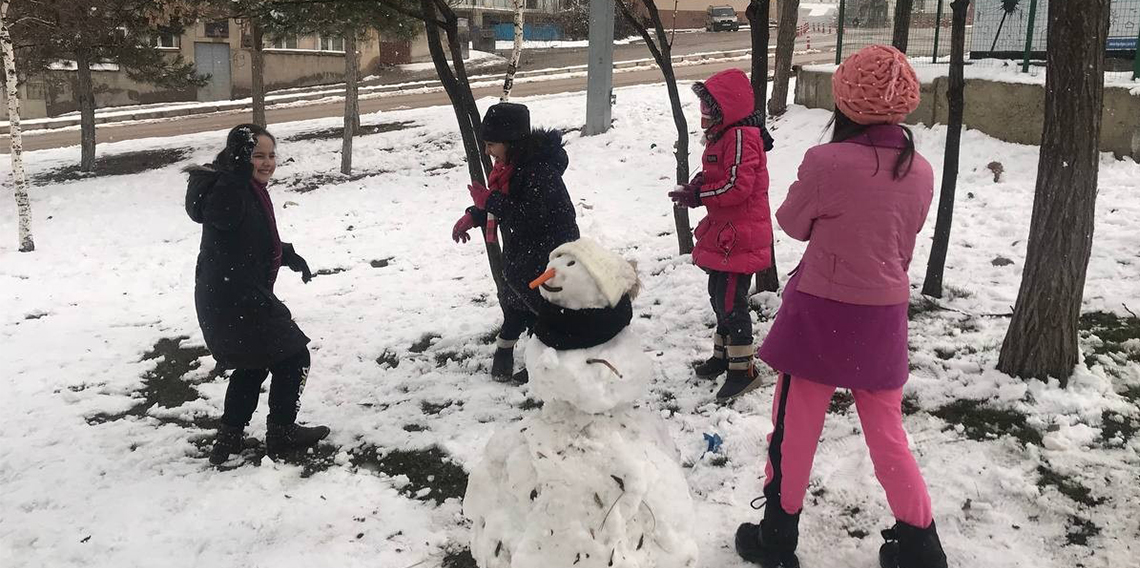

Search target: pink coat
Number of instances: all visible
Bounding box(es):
[776,126,933,306]
[692,69,774,274]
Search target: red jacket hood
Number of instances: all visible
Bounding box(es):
[704,68,755,126]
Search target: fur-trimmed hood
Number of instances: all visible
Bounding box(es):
[510,128,568,175]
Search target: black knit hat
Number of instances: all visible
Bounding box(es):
[481,102,530,143]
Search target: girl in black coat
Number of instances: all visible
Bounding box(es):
[185,124,329,465]
[452,103,580,383]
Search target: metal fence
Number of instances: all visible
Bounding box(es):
[829,0,1140,77]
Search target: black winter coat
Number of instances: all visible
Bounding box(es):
[470,129,580,312]
[185,166,310,369]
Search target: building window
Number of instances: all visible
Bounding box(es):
[152,32,180,49]
[270,35,299,50]
[204,20,229,38]
[319,36,345,52]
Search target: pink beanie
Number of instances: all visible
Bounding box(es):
[832,45,920,125]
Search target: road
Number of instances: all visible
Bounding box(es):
[4,31,834,153]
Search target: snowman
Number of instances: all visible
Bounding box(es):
[464,239,699,568]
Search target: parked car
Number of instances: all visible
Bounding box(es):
[705,5,741,32]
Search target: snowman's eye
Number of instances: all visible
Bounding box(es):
[567,261,576,266]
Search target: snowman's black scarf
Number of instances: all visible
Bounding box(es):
[535,295,633,350]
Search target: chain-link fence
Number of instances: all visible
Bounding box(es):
[829,0,1140,76]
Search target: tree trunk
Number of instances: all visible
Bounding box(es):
[997,0,1109,386]
[250,21,266,127]
[617,0,693,254]
[75,47,96,172]
[768,0,799,117]
[422,0,504,298]
[501,0,524,101]
[746,0,771,115]
[921,0,968,299]
[892,0,914,52]
[442,8,493,176]
[1,0,32,252]
[341,29,358,175]
[748,0,778,292]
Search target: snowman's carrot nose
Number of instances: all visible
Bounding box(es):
[529,268,556,289]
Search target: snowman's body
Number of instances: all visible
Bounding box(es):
[465,240,699,568]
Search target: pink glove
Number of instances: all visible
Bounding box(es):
[468,182,492,210]
[452,212,476,243]
[669,185,701,208]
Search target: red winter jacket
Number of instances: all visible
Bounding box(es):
[691,69,774,274]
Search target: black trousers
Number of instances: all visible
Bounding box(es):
[221,348,311,428]
[708,270,753,346]
[499,307,537,342]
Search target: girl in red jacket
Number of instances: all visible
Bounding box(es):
[670,67,775,402]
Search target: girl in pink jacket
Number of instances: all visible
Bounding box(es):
[735,46,947,568]
[670,68,775,402]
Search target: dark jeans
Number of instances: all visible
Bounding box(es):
[221,348,311,428]
[708,270,753,346]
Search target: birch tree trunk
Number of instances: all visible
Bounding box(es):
[768,0,800,117]
[1,0,33,251]
[75,46,97,172]
[250,20,266,128]
[997,0,1110,385]
[341,29,358,175]
[501,0,523,101]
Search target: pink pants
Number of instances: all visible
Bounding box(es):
[763,374,934,528]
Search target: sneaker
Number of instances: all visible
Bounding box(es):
[209,424,245,465]
[716,368,763,401]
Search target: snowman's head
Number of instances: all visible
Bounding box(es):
[530,239,638,311]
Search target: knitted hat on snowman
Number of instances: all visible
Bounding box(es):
[550,239,639,308]
[531,239,640,351]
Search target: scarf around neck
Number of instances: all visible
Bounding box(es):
[535,295,633,351]
[488,161,516,194]
[249,179,282,286]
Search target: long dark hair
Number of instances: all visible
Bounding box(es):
[827,110,915,180]
[212,123,275,173]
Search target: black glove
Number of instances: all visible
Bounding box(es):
[282,243,312,283]
[228,125,259,178]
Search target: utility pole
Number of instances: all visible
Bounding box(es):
[585,0,615,135]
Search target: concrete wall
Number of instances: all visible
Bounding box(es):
[794,67,1140,161]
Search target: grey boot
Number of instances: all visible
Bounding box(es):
[693,333,728,379]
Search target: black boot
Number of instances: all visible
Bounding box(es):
[717,366,763,401]
[736,494,801,567]
[266,421,331,459]
[693,333,727,380]
[209,424,245,465]
[491,340,516,382]
[879,520,948,568]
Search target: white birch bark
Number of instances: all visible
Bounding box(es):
[501,0,524,101]
[1,0,33,252]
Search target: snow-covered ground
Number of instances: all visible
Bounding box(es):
[2,80,1138,568]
